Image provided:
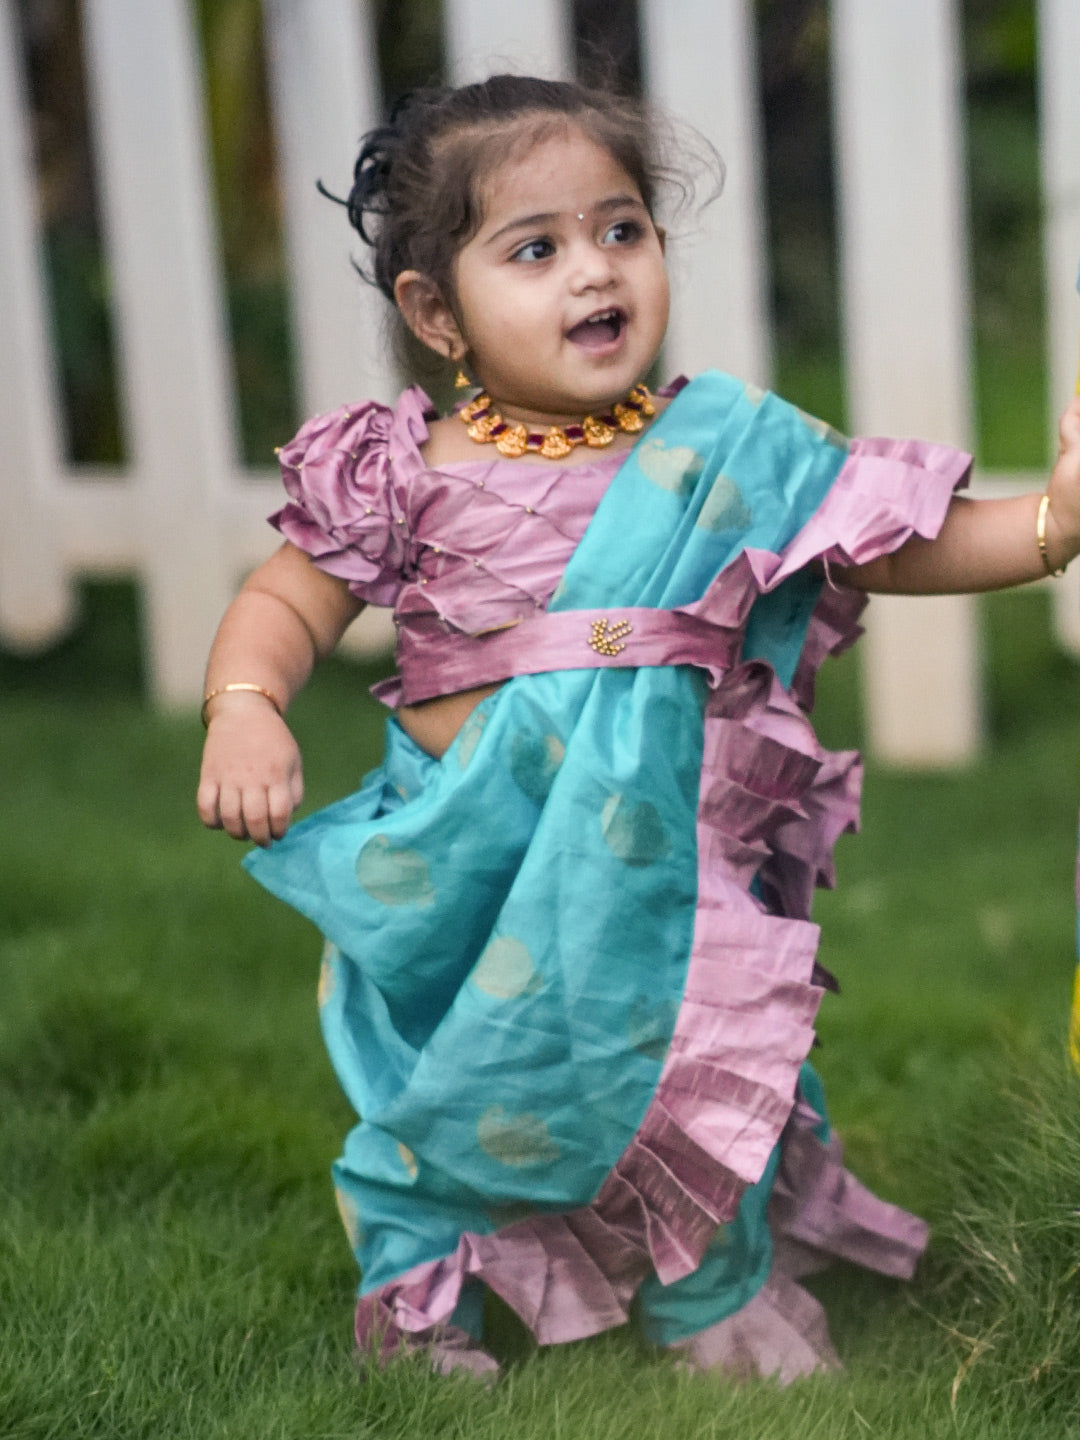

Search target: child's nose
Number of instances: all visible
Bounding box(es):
[569,240,618,292]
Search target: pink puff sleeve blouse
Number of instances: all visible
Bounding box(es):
[270,387,628,701]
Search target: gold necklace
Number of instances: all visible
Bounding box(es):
[457,383,655,459]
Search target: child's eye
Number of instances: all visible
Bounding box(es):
[512,238,555,263]
[603,220,643,246]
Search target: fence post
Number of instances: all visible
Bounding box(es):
[263,0,394,414]
[0,0,77,650]
[82,0,237,705]
[831,0,982,765]
[640,0,772,389]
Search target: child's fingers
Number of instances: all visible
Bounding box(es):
[199,771,298,844]
[197,777,224,830]
[216,783,250,841]
[221,783,274,845]
[267,780,296,841]
[239,786,277,848]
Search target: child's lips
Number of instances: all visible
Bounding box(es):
[566,308,627,351]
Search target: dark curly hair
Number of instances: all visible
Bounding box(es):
[327,75,717,369]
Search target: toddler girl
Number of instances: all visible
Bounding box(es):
[198,75,1080,1383]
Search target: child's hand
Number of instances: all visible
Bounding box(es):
[1045,397,1080,569]
[197,696,303,846]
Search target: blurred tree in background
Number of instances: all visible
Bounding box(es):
[12,0,1047,468]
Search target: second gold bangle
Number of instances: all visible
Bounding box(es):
[1037,493,1067,578]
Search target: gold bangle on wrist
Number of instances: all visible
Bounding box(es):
[1037,493,1067,578]
[201,683,283,729]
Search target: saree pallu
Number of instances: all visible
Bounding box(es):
[247,371,967,1379]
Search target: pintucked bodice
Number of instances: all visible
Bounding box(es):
[272,387,627,690]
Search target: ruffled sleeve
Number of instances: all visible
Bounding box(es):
[270,391,431,607]
[731,431,972,709]
[764,435,973,581]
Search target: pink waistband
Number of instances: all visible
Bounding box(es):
[384,607,741,706]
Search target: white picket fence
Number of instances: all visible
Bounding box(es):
[1,0,1079,764]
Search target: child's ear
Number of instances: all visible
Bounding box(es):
[394,271,465,361]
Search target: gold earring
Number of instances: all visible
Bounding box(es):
[454,368,471,389]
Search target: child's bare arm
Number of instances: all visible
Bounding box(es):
[197,542,363,846]
[835,398,1080,594]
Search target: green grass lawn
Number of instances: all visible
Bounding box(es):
[3,582,1080,1438]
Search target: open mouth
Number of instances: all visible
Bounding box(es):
[566,308,626,349]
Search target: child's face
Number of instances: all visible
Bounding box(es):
[450,125,669,423]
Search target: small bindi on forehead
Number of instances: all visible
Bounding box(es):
[483,194,647,247]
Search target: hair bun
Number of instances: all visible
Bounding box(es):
[345,128,397,244]
[346,89,452,245]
